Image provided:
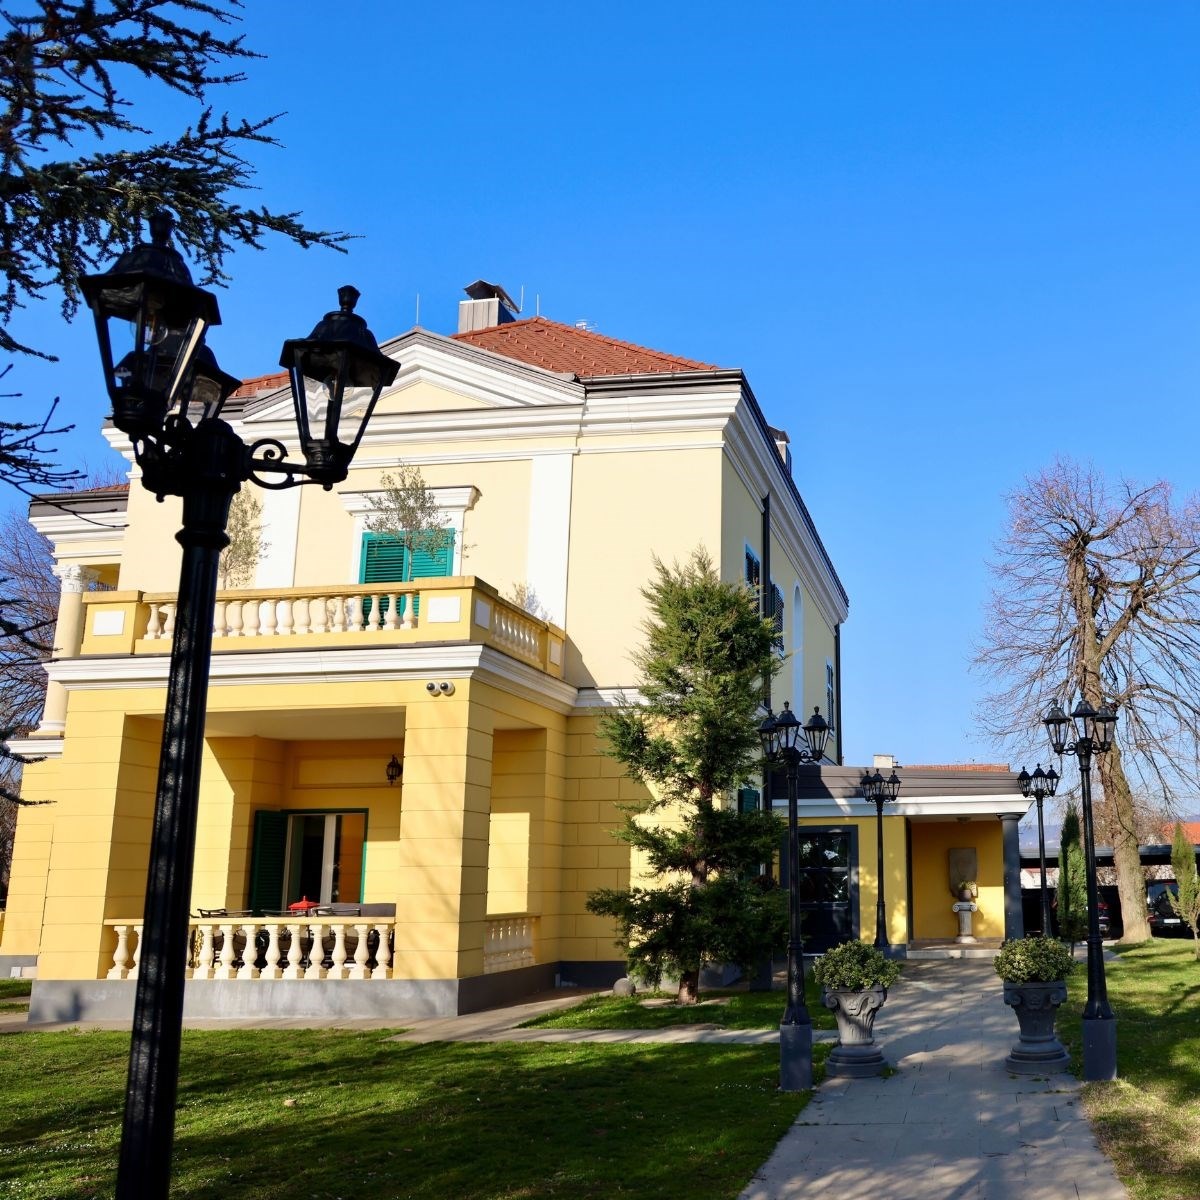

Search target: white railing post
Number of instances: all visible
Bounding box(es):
[262,923,283,979]
[374,923,392,978]
[347,923,372,980]
[237,923,260,980]
[305,923,327,979]
[107,925,132,979]
[282,922,305,979]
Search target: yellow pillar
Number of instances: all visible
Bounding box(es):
[34,707,160,980]
[394,686,493,980]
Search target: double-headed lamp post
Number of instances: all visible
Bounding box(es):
[1017,763,1060,938]
[1043,698,1119,1082]
[81,212,399,1200]
[861,767,902,952]
[759,701,832,1092]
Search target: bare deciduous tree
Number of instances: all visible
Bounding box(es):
[0,509,59,896]
[976,458,1200,943]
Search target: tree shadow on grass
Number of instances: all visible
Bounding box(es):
[1,1035,808,1200]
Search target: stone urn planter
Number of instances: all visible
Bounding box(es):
[994,937,1076,1075]
[814,941,901,1079]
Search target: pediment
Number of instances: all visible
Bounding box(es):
[241,329,583,429]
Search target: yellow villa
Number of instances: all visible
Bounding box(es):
[1,283,1029,1021]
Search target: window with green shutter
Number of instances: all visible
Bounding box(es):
[359,530,455,619]
[248,810,287,912]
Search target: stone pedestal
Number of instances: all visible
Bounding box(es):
[952,900,978,943]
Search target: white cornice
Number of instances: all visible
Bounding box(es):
[46,644,580,714]
[769,796,1031,819]
[573,687,647,710]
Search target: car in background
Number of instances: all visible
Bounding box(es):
[1146,882,1191,936]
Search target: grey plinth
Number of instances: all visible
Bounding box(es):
[1002,980,1071,1074]
[779,1021,813,1091]
[823,987,888,1078]
[952,900,978,943]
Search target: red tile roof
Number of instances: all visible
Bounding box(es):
[1163,821,1200,843]
[231,371,288,399]
[452,316,719,376]
[906,764,1012,772]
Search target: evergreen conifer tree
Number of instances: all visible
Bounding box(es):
[587,550,786,1003]
[1058,802,1088,947]
[1167,821,1200,956]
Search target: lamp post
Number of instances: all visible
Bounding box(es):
[1017,763,1059,937]
[1043,698,1119,1081]
[81,213,399,1200]
[759,701,832,1091]
[861,767,902,952]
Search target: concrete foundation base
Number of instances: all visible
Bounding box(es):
[27,962,560,1025]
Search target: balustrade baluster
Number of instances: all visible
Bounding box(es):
[400,590,415,630]
[131,924,143,978]
[261,602,278,638]
[347,923,372,979]
[330,923,350,978]
[243,600,261,637]
[107,925,131,979]
[304,923,327,979]
[161,603,176,639]
[215,923,237,979]
[366,593,383,632]
[278,600,295,637]
[145,606,163,640]
[310,597,328,634]
[383,593,400,631]
[293,597,311,635]
[374,923,392,977]
[237,923,261,980]
[282,922,305,978]
[263,923,283,979]
[330,596,347,633]
[226,601,244,638]
[213,599,228,637]
[195,924,216,980]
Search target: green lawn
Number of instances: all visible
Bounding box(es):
[1058,938,1200,1200]
[0,977,32,999]
[0,1029,816,1199]
[521,981,834,1031]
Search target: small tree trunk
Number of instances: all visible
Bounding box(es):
[677,969,699,1004]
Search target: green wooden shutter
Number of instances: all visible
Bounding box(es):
[738,787,760,814]
[248,810,287,913]
[360,533,407,582]
[408,530,455,579]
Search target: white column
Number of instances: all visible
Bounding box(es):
[38,564,99,734]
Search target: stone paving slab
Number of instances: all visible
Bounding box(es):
[739,961,1128,1200]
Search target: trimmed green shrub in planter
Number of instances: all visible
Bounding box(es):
[993,936,1076,983]
[815,940,901,1078]
[813,939,901,992]
[994,937,1076,1074]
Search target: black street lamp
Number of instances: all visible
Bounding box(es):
[1018,763,1060,938]
[759,701,832,1092]
[861,767,902,953]
[82,213,398,1200]
[1043,698,1119,1082]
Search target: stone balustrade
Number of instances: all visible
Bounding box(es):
[483,914,537,974]
[80,578,566,678]
[104,913,539,981]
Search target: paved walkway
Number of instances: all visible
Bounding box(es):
[740,960,1128,1200]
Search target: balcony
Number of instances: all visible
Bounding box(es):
[76,577,565,678]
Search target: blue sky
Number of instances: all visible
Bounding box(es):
[6,2,1199,797]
